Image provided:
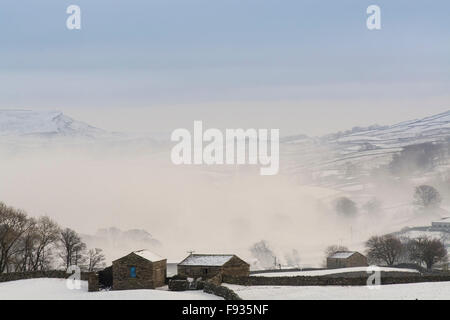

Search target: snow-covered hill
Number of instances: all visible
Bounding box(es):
[322,110,450,167]
[0,109,163,155]
[326,110,450,148]
[282,110,450,187]
[0,110,108,138]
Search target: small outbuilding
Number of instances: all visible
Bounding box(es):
[177,254,250,279]
[327,251,368,269]
[112,249,166,290]
[431,217,450,230]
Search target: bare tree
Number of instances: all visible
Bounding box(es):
[0,201,101,273]
[334,197,358,218]
[0,203,35,272]
[362,198,382,215]
[365,235,404,266]
[30,216,61,271]
[9,216,61,272]
[284,249,301,268]
[87,248,106,272]
[250,240,277,270]
[407,236,448,270]
[12,218,38,272]
[413,185,442,210]
[59,228,87,269]
[390,142,441,175]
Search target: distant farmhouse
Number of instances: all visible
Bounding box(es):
[431,217,450,231]
[112,249,166,290]
[178,254,250,279]
[327,251,368,269]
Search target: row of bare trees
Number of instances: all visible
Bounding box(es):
[0,202,105,273]
[334,184,443,219]
[324,235,447,270]
[365,234,448,270]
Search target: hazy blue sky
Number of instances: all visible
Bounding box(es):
[1,0,449,135]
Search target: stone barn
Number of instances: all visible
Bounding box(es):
[112,249,166,290]
[327,251,368,269]
[177,254,249,279]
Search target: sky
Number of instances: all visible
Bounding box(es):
[0,0,449,136]
[1,1,449,263]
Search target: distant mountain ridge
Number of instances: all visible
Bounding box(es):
[281,109,450,189]
[324,110,450,147]
[0,109,109,138]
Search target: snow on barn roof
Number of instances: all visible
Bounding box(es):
[179,254,235,266]
[329,251,357,259]
[132,249,165,262]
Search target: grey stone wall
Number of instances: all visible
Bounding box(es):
[168,279,190,291]
[251,268,327,275]
[88,272,99,292]
[223,273,450,286]
[323,271,420,278]
[202,281,242,300]
[0,270,90,283]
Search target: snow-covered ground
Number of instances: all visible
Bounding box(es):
[224,282,450,300]
[0,279,222,300]
[252,267,419,277]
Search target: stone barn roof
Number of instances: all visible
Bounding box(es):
[132,249,165,262]
[179,254,235,266]
[113,249,165,263]
[329,251,358,259]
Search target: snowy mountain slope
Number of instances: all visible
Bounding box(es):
[281,110,450,179]
[326,110,450,158]
[0,109,163,155]
[0,110,108,138]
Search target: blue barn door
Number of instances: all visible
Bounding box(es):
[130,266,137,278]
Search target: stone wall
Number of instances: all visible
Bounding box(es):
[322,271,419,278]
[98,266,113,288]
[223,273,450,286]
[88,273,99,292]
[0,270,90,283]
[168,279,190,291]
[250,268,326,275]
[167,272,241,300]
[202,281,242,300]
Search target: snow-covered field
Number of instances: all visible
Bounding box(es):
[252,267,419,277]
[0,279,222,300]
[3,277,447,300]
[224,282,450,300]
